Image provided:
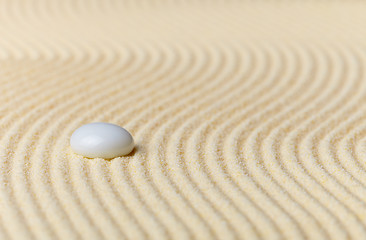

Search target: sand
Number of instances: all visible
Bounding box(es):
[0,0,366,239]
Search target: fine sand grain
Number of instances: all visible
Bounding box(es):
[0,1,366,239]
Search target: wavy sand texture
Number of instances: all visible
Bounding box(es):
[0,1,366,239]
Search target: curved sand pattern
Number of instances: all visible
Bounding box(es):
[1,0,366,239]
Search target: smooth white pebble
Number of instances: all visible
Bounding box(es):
[70,122,134,159]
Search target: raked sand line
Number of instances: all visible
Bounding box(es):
[0,1,366,239]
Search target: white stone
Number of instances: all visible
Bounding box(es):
[70,122,134,159]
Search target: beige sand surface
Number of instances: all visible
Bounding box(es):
[1,1,366,239]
